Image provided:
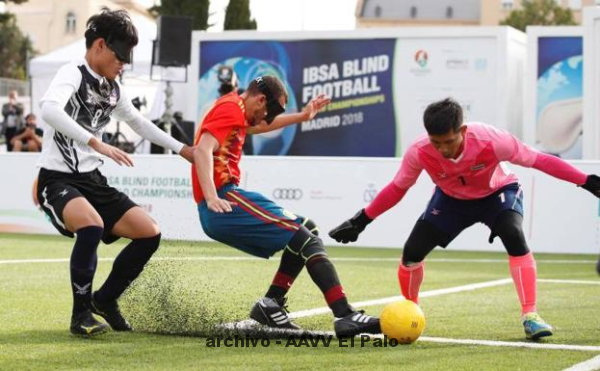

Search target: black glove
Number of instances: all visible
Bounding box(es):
[328,209,373,244]
[580,175,600,198]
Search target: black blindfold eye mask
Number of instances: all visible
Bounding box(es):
[106,39,134,64]
[254,77,285,124]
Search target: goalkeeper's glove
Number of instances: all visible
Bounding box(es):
[328,209,373,244]
[580,174,600,198]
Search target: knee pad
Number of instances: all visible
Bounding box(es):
[288,225,326,261]
[301,217,320,236]
[490,211,529,256]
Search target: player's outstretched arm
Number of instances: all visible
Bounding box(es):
[120,105,196,163]
[329,182,408,243]
[329,209,373,244]
[177,145,195,163]
[247,94,331,135]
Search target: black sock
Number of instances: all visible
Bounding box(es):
[265,248,305,301]
[305,255,353,318]
[95,233,161,304]
[70,226,103,314]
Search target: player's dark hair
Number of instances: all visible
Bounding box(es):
[246,76,288,103]
[423,97,463,135]
[84,7,138,49]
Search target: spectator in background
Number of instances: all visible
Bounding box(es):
[11,113,43,152]
[2,90,25,151]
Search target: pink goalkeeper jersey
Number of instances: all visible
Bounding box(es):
[394,122,538,200]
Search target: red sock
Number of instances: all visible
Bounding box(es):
[398,262,424,304]
[508,252,537,315]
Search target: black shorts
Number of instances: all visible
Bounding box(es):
[419,183,523,247]
[37,168,137,244]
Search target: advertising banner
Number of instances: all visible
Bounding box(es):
[193,29,523,157]
[2,153,599,254]
[198,39,397,157]
[394,38,499,156]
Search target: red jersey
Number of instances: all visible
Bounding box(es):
[192,93,247,203]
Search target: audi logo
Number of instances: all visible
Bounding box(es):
[272,188,303,200]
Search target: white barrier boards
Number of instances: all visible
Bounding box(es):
[1,153,599,254]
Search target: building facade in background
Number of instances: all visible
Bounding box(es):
[5,0,153,55]
[356,0,598,27]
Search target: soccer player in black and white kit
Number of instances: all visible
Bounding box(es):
[36,8,194,336]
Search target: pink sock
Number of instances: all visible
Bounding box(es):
[508,252,537,315]
[398,261,424,304]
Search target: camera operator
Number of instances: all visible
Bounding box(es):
[217,65,243,96]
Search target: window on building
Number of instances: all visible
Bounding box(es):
[66,12,77,34]
[568,0,582,9]
[410,6,417,18]
[502,0,514,9]
[446,6,453,18]
[374,5,382,18]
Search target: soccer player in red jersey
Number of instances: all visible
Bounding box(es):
[330,97,600,340]
[193,76,381,337]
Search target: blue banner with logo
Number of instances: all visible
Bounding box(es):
[197,39,396,157]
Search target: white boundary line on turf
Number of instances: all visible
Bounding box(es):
[562,355,600,371]
[3,252,597,352]
[231,278,600,352]
[411,336,600,353]
[0,256,596,265]
[226,279,513,333]
[290,278,513,319]
[538,279,600,285]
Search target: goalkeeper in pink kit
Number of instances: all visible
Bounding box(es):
[330,98,600,340]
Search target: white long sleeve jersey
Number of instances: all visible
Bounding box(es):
[38,59,183,173]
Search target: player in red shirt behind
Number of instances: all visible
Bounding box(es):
[193,76,381,337]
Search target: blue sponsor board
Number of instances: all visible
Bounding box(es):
[198,39,396,157]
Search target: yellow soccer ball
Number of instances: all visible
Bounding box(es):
[380,300,426,344]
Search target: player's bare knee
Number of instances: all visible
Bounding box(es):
[147,221,160,237]
[135,222,160,239]
[65,213,104,232]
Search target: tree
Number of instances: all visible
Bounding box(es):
[501,0,576,31]
[224,0,257,30]
[149,0,210,30]
[0,12,34,79]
